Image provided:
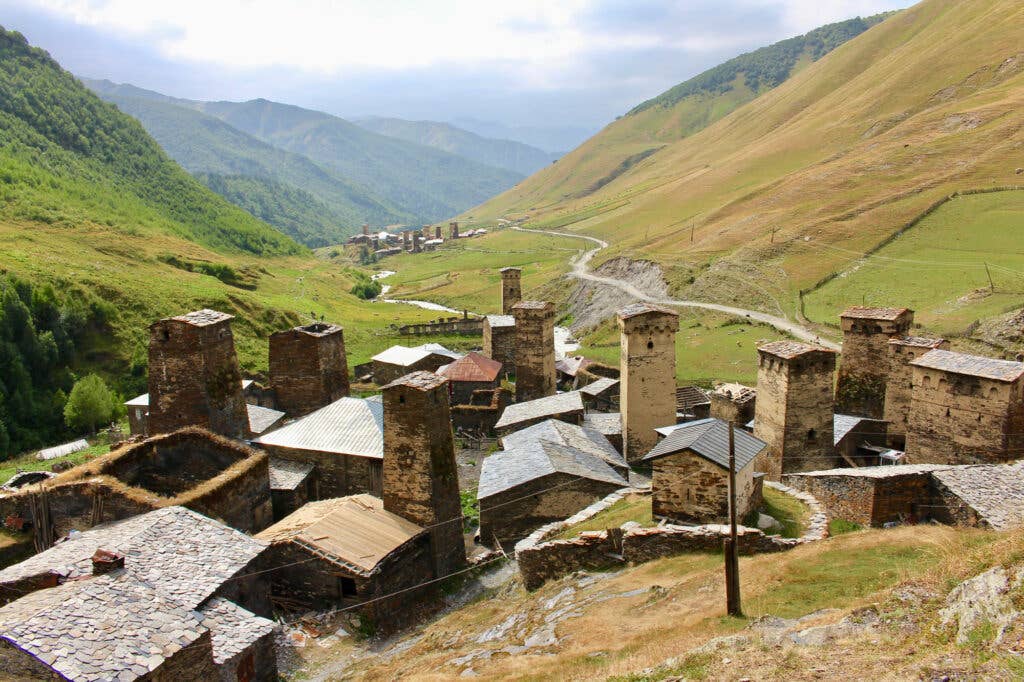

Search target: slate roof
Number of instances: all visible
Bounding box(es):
[485,314,515,329]
[198,598,277,665]
[580,377,619,397]
[267,457,315,491]
[0,571,206,682]
[583,412,622,437]
[712,383,756,404]
[786,463,952,479]
[758,340,835,360]
[500,419,626,473]
[555,355,593,378]
[254,396,383,458]
[932,462,1024,530]
[889,336,946,349]
[0,506,267,608]
[256,495,425,575]
[840,306,911,320]
[247,404,285,435]
[494,391,585,431]
[172,309,233,326]
[437,352,502,383]
[833,414,888,446]
[676,385,710,411]
[643,418,765,471]
[371,343,461,367]
[36,438,90,461]
[511,300,552,311]
[478,439,628,500]
[911,349,1024,382]
[618,302,678,319]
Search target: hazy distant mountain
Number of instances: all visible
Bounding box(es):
[353,116,558,176]
[450,117,597,154]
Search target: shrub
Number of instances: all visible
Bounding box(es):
[64,374,121,433]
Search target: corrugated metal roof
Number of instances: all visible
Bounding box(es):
[677,385,710,411]
[495,391,584,430]
[36,438,90,461]
[254,396,383,458]
[124,393,149,407]
[257,495,425,574]
[437,352,502,382]
[643,418,765,470]
[833,413,887,446]
[371,343,461,367]
[478,439,627,499]
[247,404,285,435]
[911,349,1024,382]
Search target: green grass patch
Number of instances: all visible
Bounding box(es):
[551,494,654,540]
[829,518,864,535]
[0,442,110,483]
[760,486,809,539]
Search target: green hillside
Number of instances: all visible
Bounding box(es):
[84,81,413,245]
[354,116,557,176]
[194,98,523,223]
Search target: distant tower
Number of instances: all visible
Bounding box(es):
[836,307,914,418]
[362,223,369,236]
[269,322,350,418]
[753,341,837,479]
[147,309,248,438]
[618,303,679,463]
[450,221,460,239]
[413,234,422,253]
[435,225,442,240]
[500,267,522,315]
[402,231,411,250]
[512,301,555,402]
[382,371,465,578]
[883,335,948,448]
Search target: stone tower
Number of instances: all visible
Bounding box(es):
[500,267,522,315]
[413,234,422,253]
[836,307,914,418]
[402,231,411,250]
[882,335,947,448]
[435,224,442,240]
[147,309,248,438]
[269,322,350,418]
[449,221,459,239]
[382,371,465,578]
[618,303,679,463]
[483,314,516,372]
[362,223,369,236]
[753,341,837,479]
[512,301,556,402]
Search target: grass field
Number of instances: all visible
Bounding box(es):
[552,494,655,540]
[803,191,1024,335]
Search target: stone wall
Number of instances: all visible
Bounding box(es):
[513,301,556,402]
[483,320,516,373]
[836,309,913,418]
[450,379,498,406]
[906,367,1024,464]
[269,323,349,418]
[882,338,948,448]
[619,305,679,462]
[451,388,509,435]
[650,453,755,524]
[147,311,248,439]
[258,444,382,499]
[710,391,756,426]
[382,372,465,578]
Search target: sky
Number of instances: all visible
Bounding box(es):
[1,0,913,150]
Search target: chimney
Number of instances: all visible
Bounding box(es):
[92,548,125,575]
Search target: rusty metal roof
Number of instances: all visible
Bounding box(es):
[840,306,911,321]
[911,349,1024,382]
[757,340,835,360]
[437,352,502,383]
[257,495,425,574]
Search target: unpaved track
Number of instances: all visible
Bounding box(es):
[513,226,839,350]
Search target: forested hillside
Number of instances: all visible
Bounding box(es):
[86,81,413,245]
[354,116,557,176]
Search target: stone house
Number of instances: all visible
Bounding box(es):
[494,391,586,436]
[370,343,461,385]
[642,418,764,524]
[0,506,277,681]
[836,307,914,418]
[833,414,889,466]
[437,351,503,404]
[907,349,1024,464]
[579,377,619,411]
[254,396,385,499]
[450,387,511,434]
[478,438,629,549]
[710,383,756,426]
[483,314,516,373]
[883,336,948,448]
[266,458,315,521]
[256,495,435,631]
[500,418,628,478]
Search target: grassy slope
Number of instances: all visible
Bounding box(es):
[467,0,1024,332]
[354,116,555,176]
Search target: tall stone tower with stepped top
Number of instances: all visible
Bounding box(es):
[513,300,556,402]
[269,322,349,418]
[500,267,522,314]
[836,306,914,418]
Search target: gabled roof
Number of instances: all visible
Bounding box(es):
[555,355,594,377]
[677,385,710,411]
[580,377,619,397]
[267,457,315,491]
[247,403,285,435]
[495,391,585,430]
[583,412,622,437]
[911,349,1024,382]
[0,506,267,609]
[371,343,461,367]
[833,414,887,446]
[500,419,625,472]
[712,383,756,404]
[254,396,383,458]
[889,335,946,349]
[478,439,628,500]
[618,302,678,320]
[198,597,277,665]
[437,352,502,383]
[485,314,515,329]
[256,494,426,575]
[643,418,765,471]
[0,572,206,682]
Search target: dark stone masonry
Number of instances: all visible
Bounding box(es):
[269,322,350,417]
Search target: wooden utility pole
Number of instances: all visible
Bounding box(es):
[724,421,742,617]
[985,262,995,292]
[690,224,695,243]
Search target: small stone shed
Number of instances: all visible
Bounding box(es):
[257,495,435,630]
[580,377,620,411]
[643,418,764,524]
[500,418,628,478]
[437,351,503,404]
[478,437,628,549]
[676,386,711,420]
[371,343,461,385]
[254,396,384,499]
[833,414,889,466]
[494,391,585,436]
[267,458,316,521]
[583,412,623,453]
[709,383,756,425]
[0,506,277,681]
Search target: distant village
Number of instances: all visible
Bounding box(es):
[2,268,1024,681]
[346,220,487,258]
